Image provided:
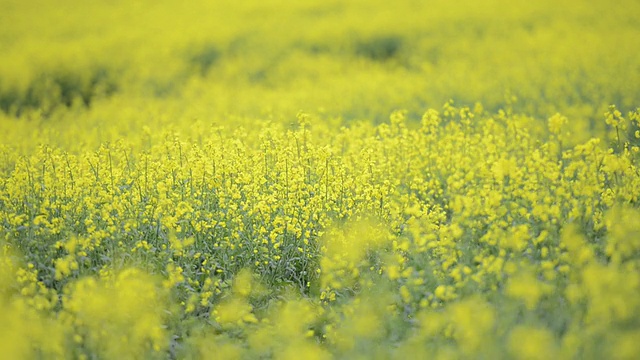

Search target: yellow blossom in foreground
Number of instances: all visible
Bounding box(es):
[63,269,168,358]
[508,326,558,360]
[213,297,257,326]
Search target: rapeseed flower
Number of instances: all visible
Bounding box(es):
[0,0,639,357]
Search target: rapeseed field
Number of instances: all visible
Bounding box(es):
[1,0,639,358]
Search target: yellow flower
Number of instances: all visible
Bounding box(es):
[506,271,553,310]
[508,326,558,360]
[548,113,568,136]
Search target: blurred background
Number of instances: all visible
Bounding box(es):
[1,0,639,144]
